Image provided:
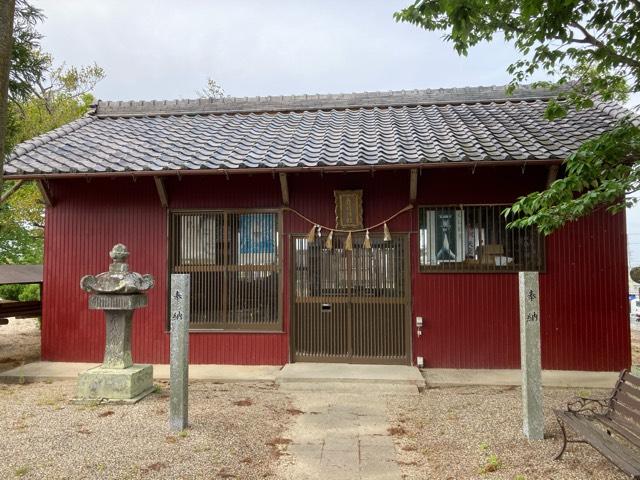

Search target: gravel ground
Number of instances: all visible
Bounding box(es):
[1,382,635,480]
[386,386,631,480]
[0,317,40,373]
[0,380,293,480]
[0,321,638,479]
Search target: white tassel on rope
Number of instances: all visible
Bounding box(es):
[344,232,353,251]
[363,230,371,249]
[383,223,391,242]
[325,230,333,250]
[306,225,316,243]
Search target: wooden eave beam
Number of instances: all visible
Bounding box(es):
[36,179,53,207]
[546,164,559,188]
[154,176,168,208]
[0,179,25,205]
[279,172,289,206]
[4,159,565,181]
[409,169,418,204]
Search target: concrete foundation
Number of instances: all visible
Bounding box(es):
[423,368,621,388]
[75,364,153,403]
[0,362,279,383]
[0,362,627,390]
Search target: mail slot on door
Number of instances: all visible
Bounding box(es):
[321,303,332,313]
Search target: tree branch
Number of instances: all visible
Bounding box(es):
[570,21,640,70]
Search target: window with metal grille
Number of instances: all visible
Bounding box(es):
[418,205,544,272]
[169,210,282,330]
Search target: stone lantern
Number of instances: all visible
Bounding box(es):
[76,244,154,403]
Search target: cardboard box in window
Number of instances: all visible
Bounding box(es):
[478,244,504,265]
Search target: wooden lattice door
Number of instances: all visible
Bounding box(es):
[292,234,410,364]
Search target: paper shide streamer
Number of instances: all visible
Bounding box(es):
[284,204,413,250]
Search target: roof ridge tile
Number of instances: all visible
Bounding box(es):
[93,84,568,118]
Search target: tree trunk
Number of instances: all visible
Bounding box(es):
[0,0,16,195]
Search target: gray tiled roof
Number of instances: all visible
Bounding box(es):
[4,85,630,177]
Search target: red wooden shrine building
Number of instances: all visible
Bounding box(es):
[4,86,631,371]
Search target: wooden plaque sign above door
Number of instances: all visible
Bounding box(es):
[334,190,363,230]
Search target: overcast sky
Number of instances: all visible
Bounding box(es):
[32,0,640,269]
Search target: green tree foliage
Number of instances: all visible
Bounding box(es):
[395,1,640,234]
[0,68,103,300]
[10,0,47,105]
[0,283,39,302]
[6,62,103,150]
[0,2,104,300]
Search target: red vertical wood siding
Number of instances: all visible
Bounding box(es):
[410,167,630,371]
[42,179,169,363]
[539,209,630,371]
[42,167,630,370]
[43,175,289,365]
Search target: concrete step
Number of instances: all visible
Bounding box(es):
[276,363,426,390]
[278,381,419,394]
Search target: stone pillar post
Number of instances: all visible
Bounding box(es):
[519,271,544,440]
[170,274,190,431]
[103,309,133,369]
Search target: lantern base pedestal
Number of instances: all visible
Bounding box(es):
[75,364,153,404]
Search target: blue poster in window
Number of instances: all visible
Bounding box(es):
[239,214,275,255]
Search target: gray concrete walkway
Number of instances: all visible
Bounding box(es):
[278,391,403,480]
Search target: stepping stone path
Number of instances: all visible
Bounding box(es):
[278,390,403,480]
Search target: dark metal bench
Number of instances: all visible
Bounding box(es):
[0,300,41,325]
[554,369,640,479]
